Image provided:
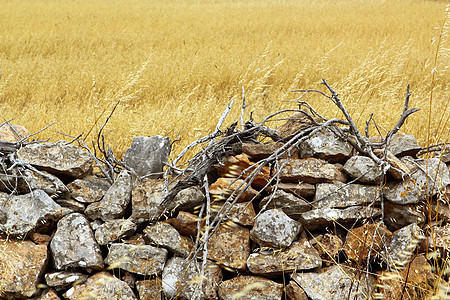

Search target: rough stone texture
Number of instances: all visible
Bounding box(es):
[373,149,411,180]
[144,222,193,257]
[312,233,343,267]
[45,271,88,290]
[0,189,67,237]
[30,232,52,245]
[17,142,93,179]
[95,219,137,245]
[370,133,421,157]
[38,288,61,300]
[123,136,171,179]
[242,142,296,160]
[343,155,384,184]
[298,127,352,162]
[383,201,425,231]
[250,209,301,248]
[344,222,392,264]
[50,213,104,270]
[299,206,382,230]
[211,201,256,227]
[55,198,85,212]
[0,124,29,142]
[384,158,450,204]
[0,239,48,298]
[259,189,310,219]
[171,186,205,212]
[276,182,316,198]
[210,178,260,202]
[85,170,132,221]
[426,199,450,224]
[285,281,308,300]
[218,275,283,300]
[314,182,379,209]
[162,257,222,300]
[278,111,322,138]
[67,175,111,203]
[247,240,322,275]
[105,243,168,276]
[136,278,162,300]
[166,211,199,236]
[277,158,347,183]
[208,224,251,270]
[431,223,450,251]
[63,272,136,300]
[130,179,165,223]
[292,264,375,300]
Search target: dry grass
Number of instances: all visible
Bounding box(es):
[0,0,448,159]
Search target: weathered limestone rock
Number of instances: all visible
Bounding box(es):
[130,179,165,223]
[285,281,308,300]
[17,142,93,179]
[0,239,48,298]
[314,182,379,209]
[171,186,205,212]
[299,206,382,230]
[277,158,347,183]
[45,271,88,290]
[50,213,104,270]
[242,142,295,160]
[370,133,421,157]
[210,178,260,202]
[55,198,85,212]
[247,240,322,275]
[383,202,425,231]
[259,189,310,219]
[95,219,137,245]
[136,278,162,300]
[0,124,29,142]
[373,149,411,180]
[0,190,67,237]
[312,233,343,267]
[278,111,322,138]
[343,155,383,184]
[38,288,60,300]
[105,243,168,276]
[123,136,171,179]
[85,170,132,221]
[162,257,222,299]
[31,232,52,245]
[218,275,283,300]
[207,224,251,271]
[144,222,193,257]
[63,272,136,300]
[292,264,375,300]
[250,209,301,248]
[67,175,111,203]
[298,127,352,162]
[167,211,200,236]
[211,201,256,227]
[275,182,316,198]
[426,199,450,224]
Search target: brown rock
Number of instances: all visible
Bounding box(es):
[259,189,310,219]
[38,289,61,300]
[218,276,283,300]
[314,182,379,209]
[166,211,200,236]
[278,111,322,138]
[30,232,52,245]
[313,233,343,267]
[373,149,410,180]
[95,219,137,245]
[242,142,298,160]
[211,201,256,227]
[136,278,162,300]
[384,201,425,231]
[0,124,29,142]
[285,281,308,300]
[277,158,347,183]
[67,175,111,203]
[144,222,194,257]
[210,178,260,202]
[55,198,85,212]
[45,271,88,290]
[130,179,165,223]
[275,182,316,198]
[171,186,205,212]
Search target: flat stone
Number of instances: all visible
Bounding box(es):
[211,201,256,227]
[136,278,162,300]
[85,170,132,221]
[277,158,347,183]
[299,206,382,230]
[210,178,260,202]
[218,275,283,300]
[0,124,29,142]
[292,264,375,300]
[166,211,200,236]
[17,142,93,179]
[388,132,421,157]
[123,136,171,179]
[259,189,310,219]
[373,149,410,180]
[314,183,379,209]
[130,179,165,223]
[343,155,384,184]
[67,175,111,203]
[242,142,295,160]
[247,239,321,275]
[45,271,88,290]
[95,219,137,245]
[55,198,85,212]
[0,190,67,237]
[250,209,301,248]
[63,272,136,300]
[285,281,308,300]
[312,233,343,267]
[207,223,251,271]
[383,201,425,231]
[275,182,316,198]
[144,222,193,257]
[162,257,222,299]
[50,213,104,270]
[171,186,205,212]
[0,239,48,298]
[278,111,322,138]
[105,243,168,276]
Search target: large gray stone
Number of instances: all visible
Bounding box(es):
[50,213,104,270]
[95,219,137,245]
[277,158,347,183]
[259,189,310,219]
[144,222,193,257]
[343,155,384,184]
[218,276,283,300]
[123,136,171,179]
[314,183,379,209]
[67,175,111,203]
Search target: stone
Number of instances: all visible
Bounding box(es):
[130,179,165,223]
[105,243,168,276]
[312,233,343,267]
[384,158,450,204]
[17,142,93,179]
[343,155,384,184]
[247,239,322,275]
[292,264,375,300]
[85,170,132,221]
[373,149,411,180]
[285,281,308,300]
[136,278,162,300]
[259,189,310,219]
[277,158,347,183]
[38,288,61,300]
[298,127,352,162]
[299,206,382,230]
[50,213,104,270]
[144,222,193,257]
[166,211,200,236]
[122,234,147,246]
[210,178,260,202]
[370,132,421,157]
[30,232,52,245]
[95,219,137,245]
[275,182,316,198]
[67,175,111,203]
[0,189,68,237]
[123,136,171,179]
[425,199,450,224]
[63,272,136,300]
[162,257,222,299]
[171,186,205,212]
[278,111,322,138]
[242,142,296,160]
[383,201,425,231]
[250,209,301,248]
[0,124,29,142]
[207,223,251,271]
[0,239,48,298]
[218,275,283,300]
[430,223,450,251]
[55,198,85,212]
[45,271,88,290]
[211,201,256,227]
[314,182,379,209]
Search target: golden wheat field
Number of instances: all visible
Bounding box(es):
[0,0,448,158]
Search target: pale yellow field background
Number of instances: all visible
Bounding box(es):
[0,0,448,158]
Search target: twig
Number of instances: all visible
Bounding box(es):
[240,87,247,131]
